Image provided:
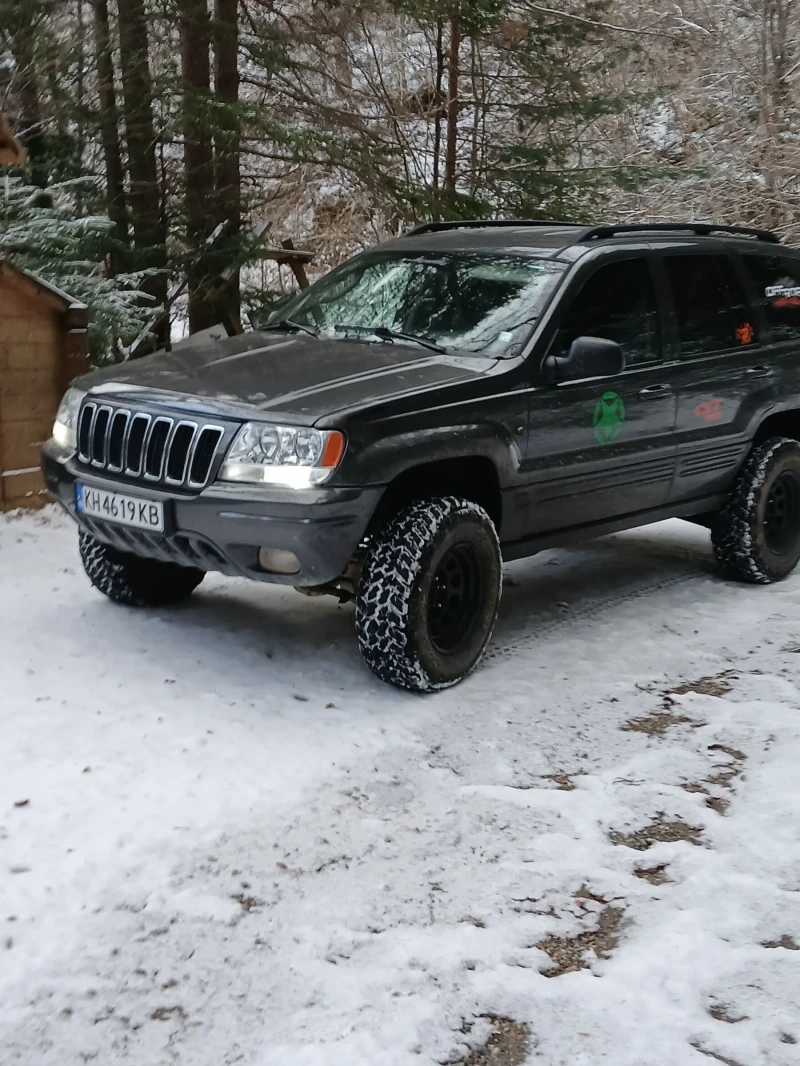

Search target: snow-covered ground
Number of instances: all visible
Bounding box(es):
[2,508,800,1066]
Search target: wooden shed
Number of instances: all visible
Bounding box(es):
[0,261,89,510]
[0,111,26,166]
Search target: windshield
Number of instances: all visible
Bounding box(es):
[275,252,567,357]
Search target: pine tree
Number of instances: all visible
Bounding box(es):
[116,0,168,345]
[92,0,130,263]
[178,0,216,333]
[213,0,241,330]
[0,176,150,360]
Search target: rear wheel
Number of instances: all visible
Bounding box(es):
[355,497,502,692]
[712,437,800,584]
[79,530,205,607]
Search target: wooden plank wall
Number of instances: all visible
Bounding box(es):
[0,283,62,510]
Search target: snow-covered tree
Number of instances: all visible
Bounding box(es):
[0,177,151,361]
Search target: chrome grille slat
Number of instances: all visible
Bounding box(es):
[90,406,113,467]
[120,411,135,470]
[76,402,225,490]
[165,421,198,485]
[188,426,225,487]
[106,410,130,472]
[143,417,174,481]
[77,402,95,462]
[125,413,151,476]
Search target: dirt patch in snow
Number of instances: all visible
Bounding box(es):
[708,743,747,762]
[451,1016,530,1066]
[691,1043,745,1066]
[707,768,738,788]
[232,893,263,913]
[610,820,703,851]
[634,865,670,885]
[622,670,739,736]
[762,934,799,950]
[542,774,576,791]
[708,1004,747,1024]
[151,1005,187,1022]
[666,672,736,699]
[622,711,698,736]
[680,783,731,816]
[536,905,624,977]
[672,745,749,819]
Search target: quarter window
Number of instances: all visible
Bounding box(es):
[742,253,800,343]
[556,258,660,367]
[664,254,756,357]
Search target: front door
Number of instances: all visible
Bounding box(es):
[524,254,678,534]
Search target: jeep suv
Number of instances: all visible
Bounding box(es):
[42,220,800,691]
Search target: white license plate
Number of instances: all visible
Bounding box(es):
[76,484,165,532]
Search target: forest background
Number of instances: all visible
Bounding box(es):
[1,0,795,359]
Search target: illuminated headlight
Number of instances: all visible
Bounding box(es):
[51,387,86,452]
[219,423,345,488]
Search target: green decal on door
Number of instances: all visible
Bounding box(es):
[593,391,626,445]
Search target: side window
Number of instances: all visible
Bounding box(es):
[556,258,660,367]
[742,253,800,342]
[664,254,757,357]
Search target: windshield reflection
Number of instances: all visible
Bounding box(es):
[275,253,566,357]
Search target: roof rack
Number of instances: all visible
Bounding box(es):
[583,223,780,245]
[405,219,579,237]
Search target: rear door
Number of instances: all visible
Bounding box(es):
[525,252,678,533]
[662,249,770,504]
[738,249,800,417]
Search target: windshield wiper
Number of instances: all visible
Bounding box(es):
[335,324,446,354]
[372,327,446,353]
[263,319,320,339]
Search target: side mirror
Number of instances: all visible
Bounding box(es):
[543,336,625,384]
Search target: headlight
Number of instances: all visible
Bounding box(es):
[219,423,345,488]
[52,387,86,451]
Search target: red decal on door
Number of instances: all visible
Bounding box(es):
[736,322,754,345]
[695,398,724,423]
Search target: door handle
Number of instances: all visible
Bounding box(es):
[746,365,773,378]
[639,383,672,399]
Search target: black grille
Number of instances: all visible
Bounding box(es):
[77,403,224,489]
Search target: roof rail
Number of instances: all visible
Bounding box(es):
[405,219,579,237]
[583,222,780,245]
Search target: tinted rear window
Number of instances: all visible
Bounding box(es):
[742,253,800,342]
[664,254,756,357]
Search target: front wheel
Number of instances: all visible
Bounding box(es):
[355,497,502,692]
[79,530,205,607]
[712,436,800,584]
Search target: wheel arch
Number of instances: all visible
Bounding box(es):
[754,407,800,445]
[368,454,503,537]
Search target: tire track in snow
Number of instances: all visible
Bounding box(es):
[486,538,713,664]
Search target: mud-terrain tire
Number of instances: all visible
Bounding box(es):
[355,497,502,692]
[712,437,800,584]
[79,530,205,606]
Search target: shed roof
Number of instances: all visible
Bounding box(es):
[0,112,26,166]
[0,259,89,325]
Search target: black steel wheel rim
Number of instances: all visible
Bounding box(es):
[427,542,486,654]
[764,471,800,555]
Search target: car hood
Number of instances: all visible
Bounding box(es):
[79,331,496,425]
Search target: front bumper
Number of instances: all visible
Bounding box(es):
[42,443,382,586]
